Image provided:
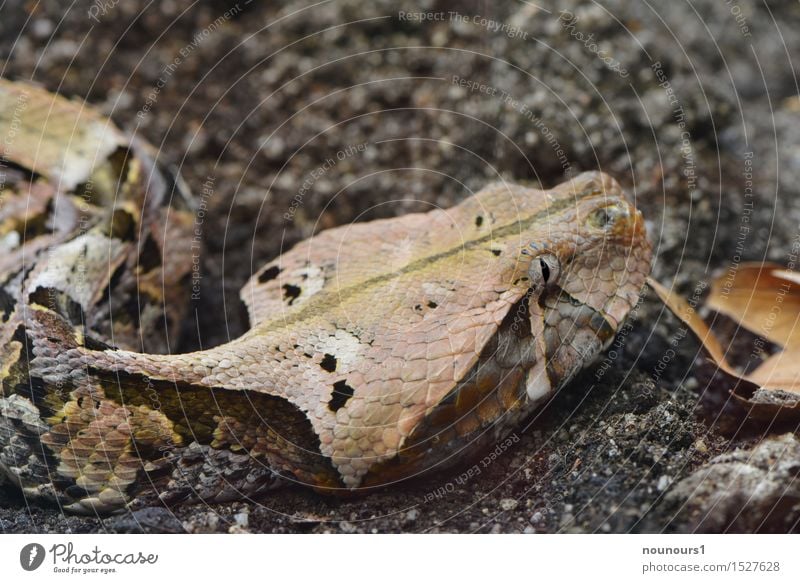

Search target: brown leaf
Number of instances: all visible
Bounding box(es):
[746,351,800,395]
[646,277,736,376]
[706,262,800,348]
[647,275,800,418]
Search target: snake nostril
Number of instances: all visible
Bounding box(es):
[592,208,613,228]
[588,204,630,230]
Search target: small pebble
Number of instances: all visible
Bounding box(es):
[500,498,518,511]
[234,510,249,528]
[405,508,419,522]
[32,19,54,39]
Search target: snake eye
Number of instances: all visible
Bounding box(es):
[529,253,561,291]
[539,256,559,283]
[540,258,551,282]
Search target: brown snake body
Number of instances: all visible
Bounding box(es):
[0,80,652,514]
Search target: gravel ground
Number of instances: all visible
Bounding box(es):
[1,0,800,533]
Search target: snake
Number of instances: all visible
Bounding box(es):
[0,79,652,514]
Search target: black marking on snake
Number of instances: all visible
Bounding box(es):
[282,284,301,305]
[320,353,337,373]
[328,380,354,412]
[258,266,281,283]
[0,287,15,321]
[138,235,162,271]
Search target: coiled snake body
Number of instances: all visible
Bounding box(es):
[0,80,651,514]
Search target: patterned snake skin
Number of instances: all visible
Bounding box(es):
[0,80,652,514]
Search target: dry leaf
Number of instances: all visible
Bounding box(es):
[706,262,800,348]
[646,277,739,378]
[647,273,800,419]
[744,351,800,395]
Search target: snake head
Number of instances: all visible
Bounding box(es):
[560,172,651,332]
[527,172,652,330]
[523,172,652,399]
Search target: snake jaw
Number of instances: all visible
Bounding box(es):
[524,298,553,404]
[517,181,652,404]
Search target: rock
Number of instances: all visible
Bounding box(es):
[661,434,800,533]
[228,509,250,533]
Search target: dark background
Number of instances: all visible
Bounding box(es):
[1,0,799,533]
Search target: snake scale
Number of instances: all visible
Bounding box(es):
[0,80,652,514]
